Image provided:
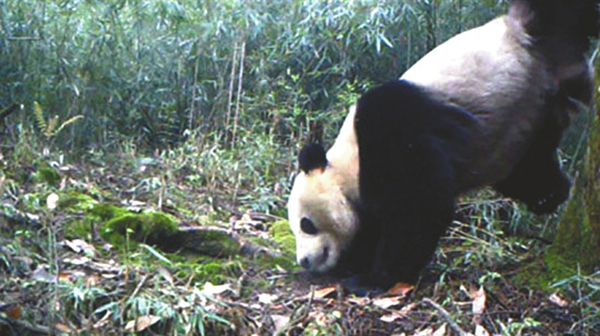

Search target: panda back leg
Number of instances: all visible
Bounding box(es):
[494,102,572,215]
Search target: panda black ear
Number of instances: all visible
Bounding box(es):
[298,143,328,173]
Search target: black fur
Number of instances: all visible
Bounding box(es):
[337,80,475,287]
[493,90,572,215]
[512,0,600,66]
[298,143,328,173]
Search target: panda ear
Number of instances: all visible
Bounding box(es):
[298,143,328,173]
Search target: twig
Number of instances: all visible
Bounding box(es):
[422,298,472,336]
[275,286,315,336]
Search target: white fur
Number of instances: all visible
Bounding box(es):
[402,16,554,189]
[287,106,360,272]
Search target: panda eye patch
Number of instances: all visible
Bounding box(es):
[300,217,318,235]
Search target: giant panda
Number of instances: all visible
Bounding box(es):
[287,0,600,290]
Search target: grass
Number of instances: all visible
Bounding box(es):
[1,128,599,335]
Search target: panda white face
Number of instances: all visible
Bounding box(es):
[287,169,359,273]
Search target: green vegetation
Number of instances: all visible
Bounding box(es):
[1,0,598,335]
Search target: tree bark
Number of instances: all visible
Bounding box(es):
[548,71,600,275]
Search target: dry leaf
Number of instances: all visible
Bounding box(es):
[258,293,278,304]
[4,305,21,320]
[373,296,402,309]
[55,323,73,332]
[432,324,447,336]
[380,312,403,323]
[272,314,290,331]
[201,282,232,297]
[85,274,100,287]
[124,315,160,332]
[388,282,415,296]
[412,327,434,336]
[472,286,486,315]
[312,286,337,300]
[380,303,416,323]
[64,239,95,256]
[157,266,174,286]
[475,324,491,336]
[348,297,369,306]
[32,265,56,283]
[549,293,568,307]
[47,193,59,210]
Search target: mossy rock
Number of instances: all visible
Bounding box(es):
[270,220,296,255]
[35,165,61,187]
[101,210,179,247]
[58,192,98,211]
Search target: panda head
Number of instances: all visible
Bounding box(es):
[287,143,359,273]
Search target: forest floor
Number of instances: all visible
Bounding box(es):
[0,140,598,336]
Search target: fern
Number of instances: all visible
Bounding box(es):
[33,101,83,138]
[34,101,47,134]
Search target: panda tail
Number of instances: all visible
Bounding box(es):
[510,0,600,65]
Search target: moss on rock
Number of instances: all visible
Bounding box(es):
[101,210,179,247]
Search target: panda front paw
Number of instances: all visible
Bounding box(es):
[341,274,395,297]
[525,177,571,215]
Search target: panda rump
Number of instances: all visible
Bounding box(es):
[288,0,600,289]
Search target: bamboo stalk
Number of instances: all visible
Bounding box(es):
[232,41,246,147]
[225,42,239,144]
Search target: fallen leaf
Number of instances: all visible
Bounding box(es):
[475,324,491,336]
[379,302,416,323]
[373,296,402,309]
[549,293,568,307]
[124,315,160,332]
[308,311,328,324]
[472,286,486,315]
[93,311,111,329]
[412,327,434,336]
[4,305,20,320]
[201,282,232,297]
[272,314,290,332]
[55,323,73,332]
[432,324,447,336]
[46,193,59,210]
[64,239,95,256]
[348,297,369,306]
[157,266,174,287]
[258,293,278,305]
[31,265,56,283]
[388,282,415,296]
[85,274,100,287]
[64,256,90,266]
[312,286,337,300]
[380,312,403,323]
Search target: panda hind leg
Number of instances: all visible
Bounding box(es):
[494,145,570,215]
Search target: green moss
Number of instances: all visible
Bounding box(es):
[170,255,244,283]
[58,192,97,211]
[180,229,241,257]
[101,210,179,247]
[35,165,61,186]
[270,220,296,255]
[90,203,128,221]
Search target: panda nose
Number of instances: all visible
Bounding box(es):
[300,256,311,269]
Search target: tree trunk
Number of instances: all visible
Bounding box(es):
[547,70,600,276]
